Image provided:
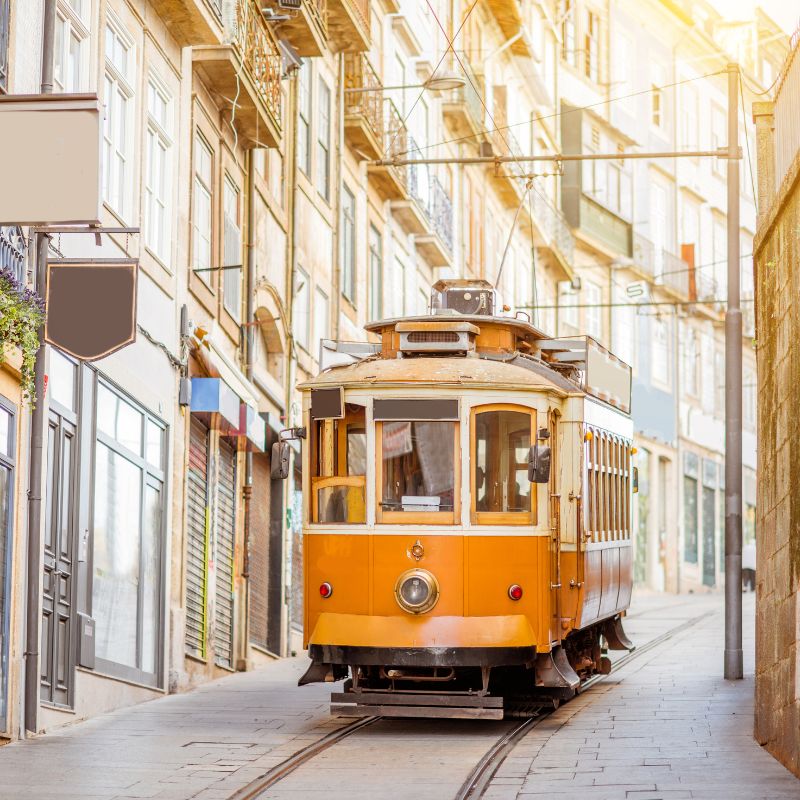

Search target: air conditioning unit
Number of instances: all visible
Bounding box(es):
[278,0,302,8]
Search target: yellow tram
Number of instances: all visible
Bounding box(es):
[277,279,636,719]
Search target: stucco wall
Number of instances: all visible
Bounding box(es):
[754,146,800,779]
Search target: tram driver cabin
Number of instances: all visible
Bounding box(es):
[273,280,636,720]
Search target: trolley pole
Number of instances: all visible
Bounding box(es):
[724,63,743,681]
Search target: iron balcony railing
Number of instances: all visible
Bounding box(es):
[0,226,27,286]
[207,0,223,22]
[383,98,408,190]
[662,251,690,297]
[774,31,800,187]
[633,233,656,280]
[344,52,383,142]
[407,136,453,254]
[633,233,692,297]
[530,181,575,266]
[233,0,283,129]
[447,50,484,128]
[306,0,328,40]
[694,270,718,303]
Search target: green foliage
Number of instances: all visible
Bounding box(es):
[0,268,45,404]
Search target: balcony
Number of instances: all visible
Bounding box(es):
[489,125,528,208]
[274,0,328,56]
[0,226,26,286]
[192,0,282,148]
[693,271,718,304]
[327,0,370,52]
[150,0,225,46]
[484,0,533,57]
[343,53,383,160]
[633,233,657,280]
[415,175,454,267]
[530,183,575,278]
[661,251,689,298]
[367,99,409,201]
[633,234,689,298]
[442,52,484,139]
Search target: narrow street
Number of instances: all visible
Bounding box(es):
[0,592,795,800]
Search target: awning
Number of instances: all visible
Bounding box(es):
[190,377,240,432]
[229,402,267,452]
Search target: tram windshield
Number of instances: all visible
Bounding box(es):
[378,421,457,523]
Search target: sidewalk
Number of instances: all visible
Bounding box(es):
[487,592,800,800]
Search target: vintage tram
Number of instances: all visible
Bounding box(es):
[279,279,635,719]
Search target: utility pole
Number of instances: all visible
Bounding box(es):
[724,62,743,680]
[24,0,56,734]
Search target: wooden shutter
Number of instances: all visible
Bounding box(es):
[214,439,236,668]
[185,418,209,658]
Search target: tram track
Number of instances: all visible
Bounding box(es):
[227,610,714,800]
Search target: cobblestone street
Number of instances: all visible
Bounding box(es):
[0,591,796,800]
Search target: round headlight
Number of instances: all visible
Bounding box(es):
[395,569,439,615]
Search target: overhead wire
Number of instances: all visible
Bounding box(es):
[738,68,758,209]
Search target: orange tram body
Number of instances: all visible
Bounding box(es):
[291,281,636,719]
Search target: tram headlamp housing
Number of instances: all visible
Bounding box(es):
[394,569,440,615]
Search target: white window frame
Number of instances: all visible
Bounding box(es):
[222,174,242,320]
[341,184,356,303]
[144,76,173,268]
[293,267,310,351]
[103,16,135,221]
[316,77,331,201]
[192,133,214,283]
[298,61,312,176]
[651,316,671,388]
[54,0,90,93]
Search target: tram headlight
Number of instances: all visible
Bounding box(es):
[394,569,439,615]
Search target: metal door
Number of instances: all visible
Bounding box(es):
[40,414,77,707]
[214,439,236,668]
[549,410,561,643]
[702,486,716,586]
[185,418,209,658]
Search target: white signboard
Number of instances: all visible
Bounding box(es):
[0,94,101,225]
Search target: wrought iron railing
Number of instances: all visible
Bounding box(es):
[305,0,328,40]
[633,233,656,279]
[662,250,689,297]
[446,51,484,128]
[234,0,283,129]
[207,0,223,22]
[694,270,718,303]
[348,0,370,34]
[774,32,800,187]
[530,181,575,266]
[383,98,408,190]
[0,226,27,286]
[429,175,454,253]
[344,52,383,142]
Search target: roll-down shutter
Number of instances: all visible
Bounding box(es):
[214,439,236,668]
[185,418,209,658]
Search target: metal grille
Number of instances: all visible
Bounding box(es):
[185,419,209,659]
[214,440,236,668]
[248,455,271,649]
[775,36,800,188]
[406,331,460,343]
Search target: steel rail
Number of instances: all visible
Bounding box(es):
[225,716,381,800]
[454,610,714,800]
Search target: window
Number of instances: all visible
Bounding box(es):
[341,184,356,302]
[93,381,165,684]
[651,181,669,278]
[0,399,15,729]
[711,106,725,177]
[651,316,670,387]
[559,281,579,331]
[472,406,535,524]
[612,286,635,368]
[293,267,310,350]
[310,403,366,524]
[313,286,329,362]
[103,20,134,218]
[369,225,383,321]
[192,134,213,281]
[683,454,698,564]
[54,0,89,93]
[144,78,172,265]
[585,428,632,543]
[585,281,602,340]
[613,31,634,114]
[378,420,458,523]
[681,84,698,148]
[298,61,311,176]
[316,78,331,200]
[560,0,576,66]
[651,86,662,128]
[222,175,242,319]
[682,326,698,397]
[585,10,599,83]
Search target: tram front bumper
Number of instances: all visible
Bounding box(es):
[302,612,539,677]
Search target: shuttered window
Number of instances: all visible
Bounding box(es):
[185,418,209,658]
[214,440,236,668]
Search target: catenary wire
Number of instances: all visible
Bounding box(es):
[739,68,758,208]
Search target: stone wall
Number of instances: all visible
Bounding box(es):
[754,135,800,779]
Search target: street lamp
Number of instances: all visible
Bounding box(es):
[344,69,466,94]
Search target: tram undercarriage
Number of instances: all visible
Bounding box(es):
[300,615,634,720]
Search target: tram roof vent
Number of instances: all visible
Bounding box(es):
[395,320,479,355]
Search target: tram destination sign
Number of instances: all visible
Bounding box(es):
[45,259,138,361]
[584,338,632,414]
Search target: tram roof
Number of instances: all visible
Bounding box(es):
[298,353,578,395]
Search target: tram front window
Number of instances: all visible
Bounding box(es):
[473,407,535,524]
[311,403,366,524]
[379,421,457,522]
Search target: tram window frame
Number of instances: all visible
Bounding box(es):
[470,404,537,526]
[585,427,632,543]
[309,402,367,525]
[375,419,460,525]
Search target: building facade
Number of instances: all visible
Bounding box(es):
[753,32,800,780]
[0,0,789,743]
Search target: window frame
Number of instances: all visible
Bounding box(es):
[341,183,356,303]
[222,172,242,320]
[297,60,312,177]
[0,395,15,731]
[375,419,461,526]
[192,131,214,285]
[144,75,173,268]
[54,0,90,93]
[368,224,383,321]
[316,77,331,201]
[470,403,537,526]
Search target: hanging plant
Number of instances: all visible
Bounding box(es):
[0,267,45,404]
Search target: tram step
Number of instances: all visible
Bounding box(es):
[331,702,504,720]
[331,691,503,708]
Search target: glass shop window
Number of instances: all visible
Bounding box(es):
[472,407,535,524]
[310,403,366,524]
[377,420,457,523]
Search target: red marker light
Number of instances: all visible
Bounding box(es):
[508,584,523,601]
[319,582,333,599]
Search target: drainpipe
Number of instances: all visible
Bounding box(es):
[24,0,56,736]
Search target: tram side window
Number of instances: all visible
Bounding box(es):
[311,403,366,524]
[378,421,457,522]
[472,407,535,524]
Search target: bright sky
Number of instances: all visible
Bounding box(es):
[709,0,799,33]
